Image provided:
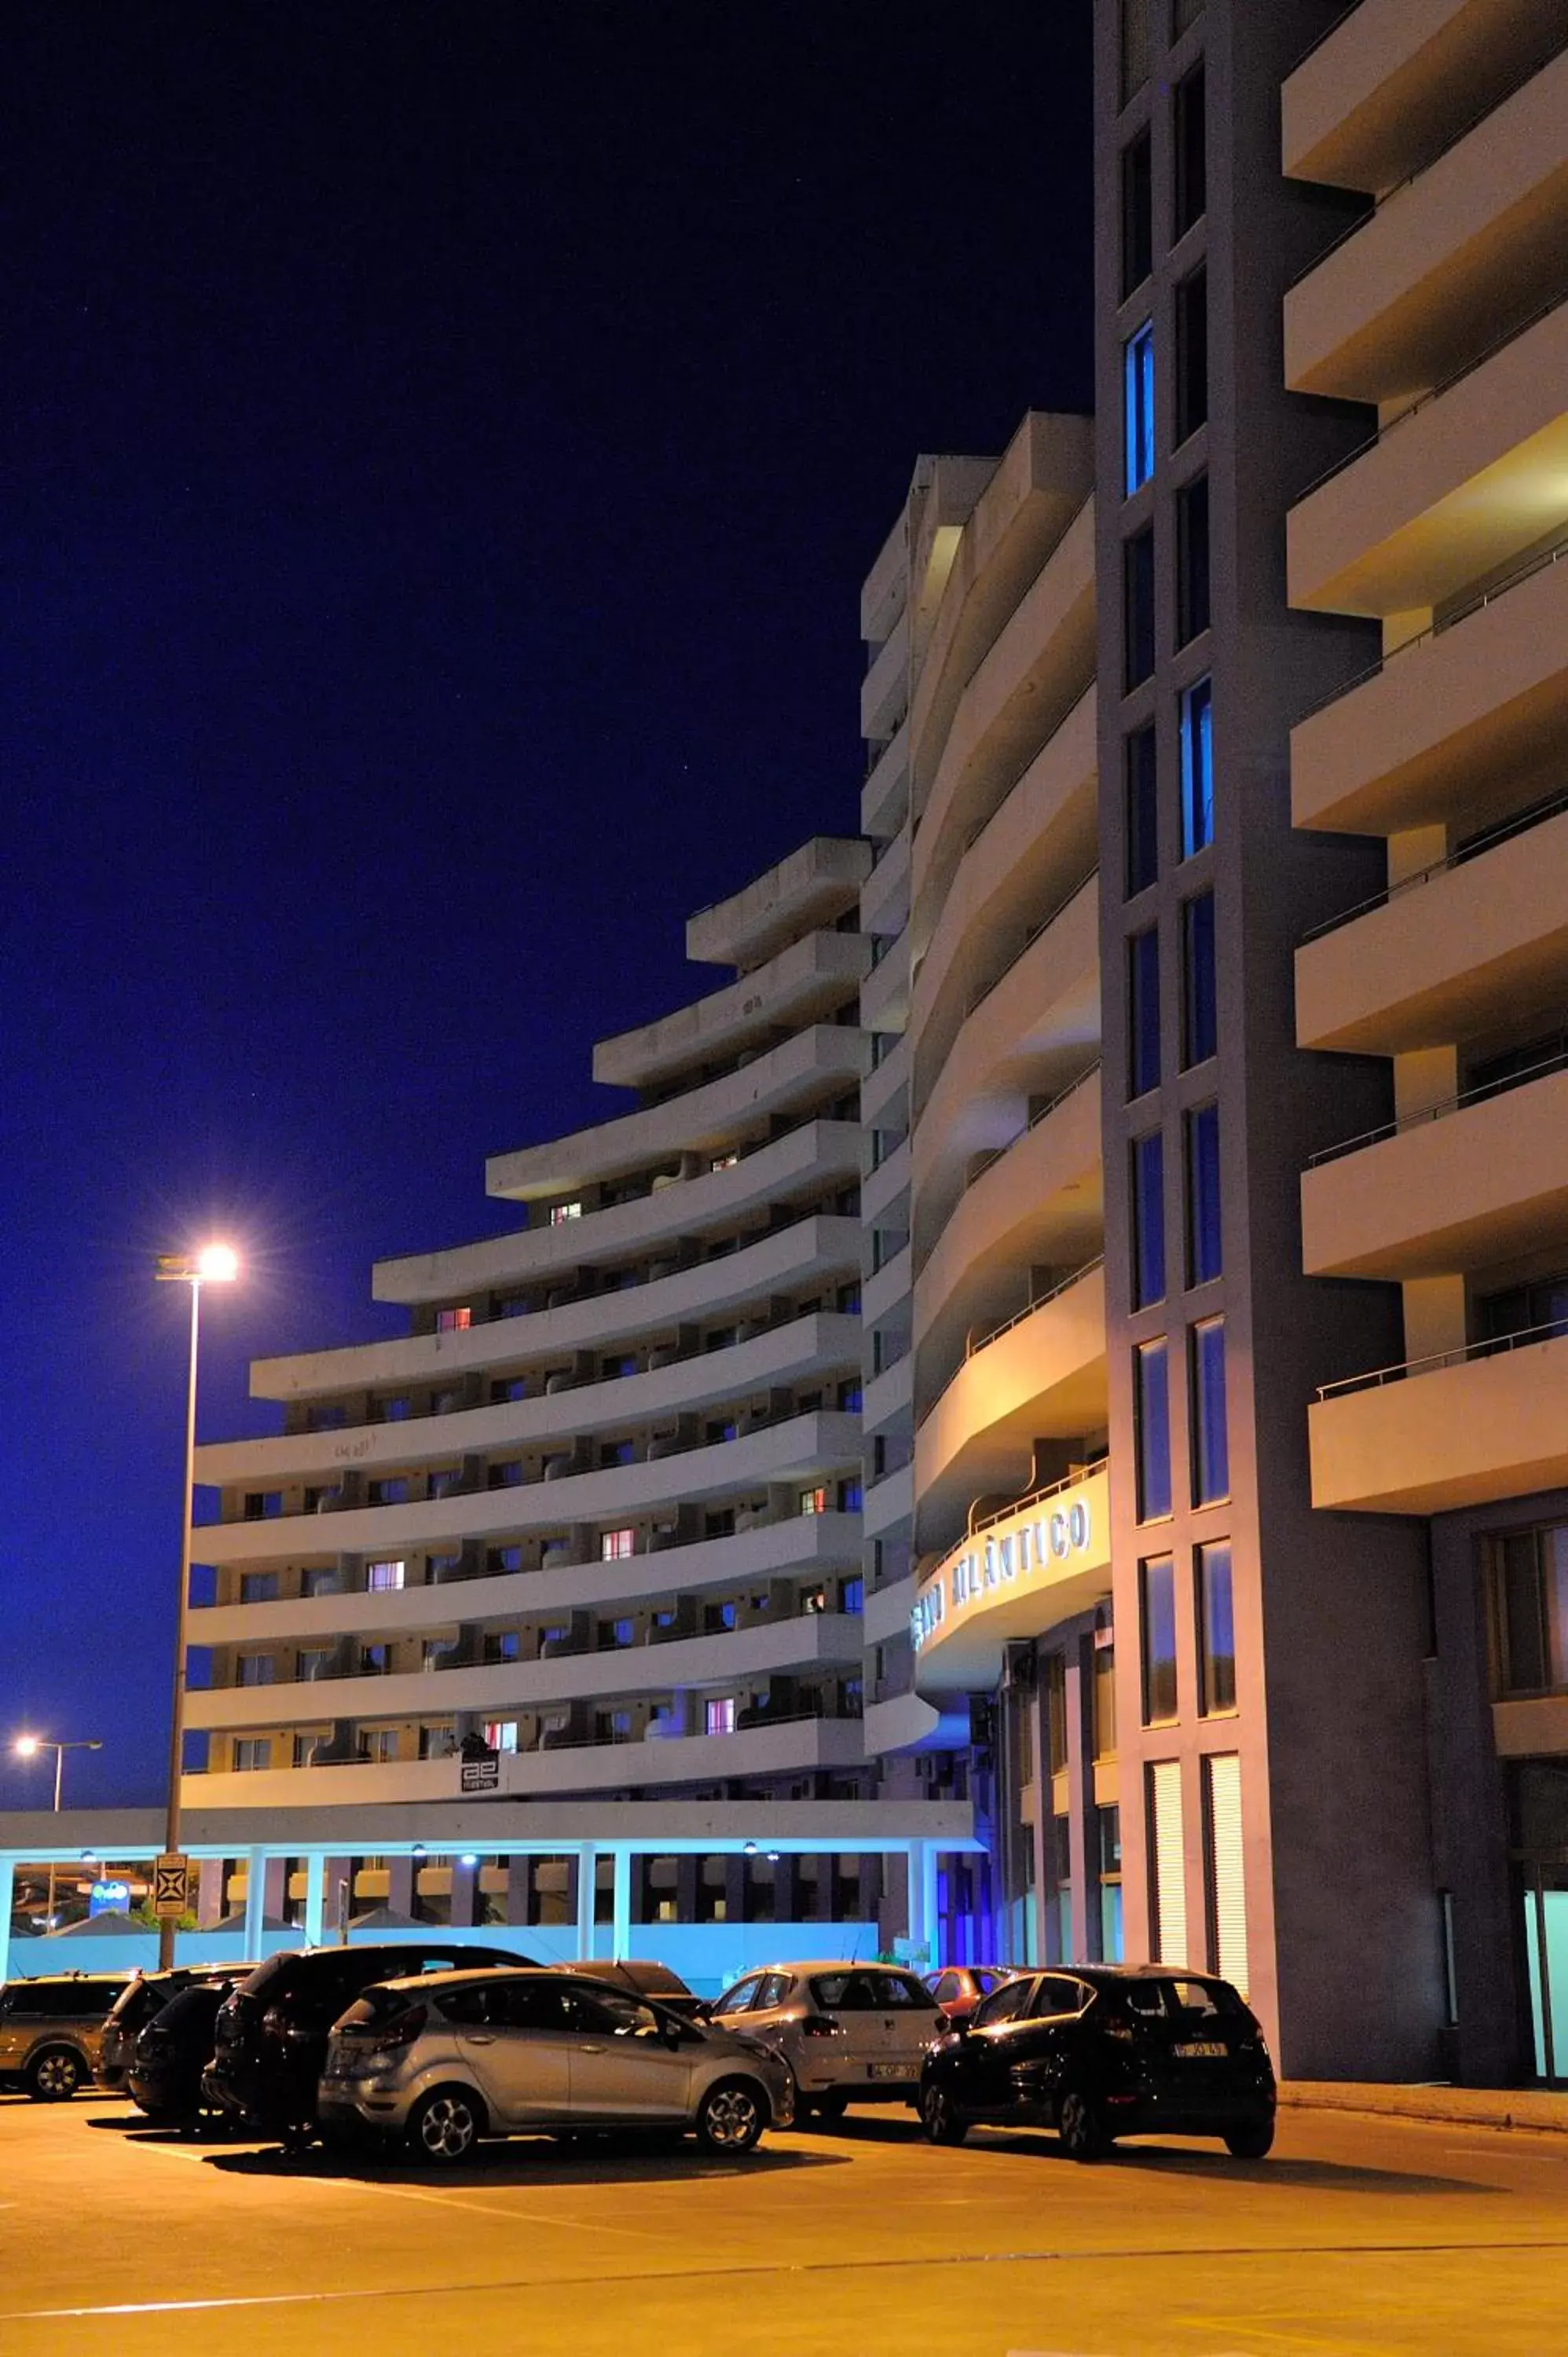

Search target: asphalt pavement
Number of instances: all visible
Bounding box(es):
[3,2091,1566,2355]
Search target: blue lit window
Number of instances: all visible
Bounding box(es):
[614,1617,634,1645]
[1180,675,1213,855]
[1192,1317,1229,1504]
[1135,1338,1172,1522]
[1182,892,1217,1066]
[1129,926,1161,1098]
[1140,1556,1178,1723]
[1124,322,1155,494]
[1186,1103,1222,1284]
[1132,1131,1166,1309]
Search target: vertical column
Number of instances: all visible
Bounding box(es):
[0,1860,13,1985]
[905,1842,925,1963]
[302,1856,326,1948]
[576,1842,595,1960]
[1028,1675,1052,1967]
[449,1857,479,1930]
[918,1843,939,1970]
[611,1849,632,1959]
[243,1846,269,1955]
[1066,1637,1094,1963]
[504,1853,532,1928]
[196,1857,225,1929]
[323,1855,354,1941]
[388,1855,418,1918]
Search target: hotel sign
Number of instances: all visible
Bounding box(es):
[909,1466,1112,1692]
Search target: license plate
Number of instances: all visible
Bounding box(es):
[1174,2040,1227,2058]
[869,2062,905,2080]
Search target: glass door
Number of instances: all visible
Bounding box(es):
[1524,1866,1568,2084]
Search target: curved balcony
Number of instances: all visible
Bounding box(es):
[1310,1325,1568,1515]
[255,1211,862,1404]
[862,714,910,840]
[195,1409,863,1567]
[863,1244,910,1333]
[187,1610,865,1735]
[861,605,910,743]
[1296,802,1568,1056]
[1284,46,1568,406]
[910,881,1100,1257]
[201,1311,860,1490]
[1302,1062,1568,1281]
[1291,532,1568,837]
[477,1024,867,1213]
[184,1713,867,1809]
[912,503,1096,902]
[861,827,910,945]
[592,929,870,1096]
[862,1136,910,1232]
[859,933,910,1035]
[863,1690,965,1758]
[863,1462,913,1542]
[194,1511,863,1649]
[910,681,1096,992]
[910,415,1094,818]
[913,1066,1102,1399]
[913,1260,1107,1556]
[1288,295,1568,620]
[860,1031,909,1133]
[862,1351,913,1440]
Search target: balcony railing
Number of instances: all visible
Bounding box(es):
[1302,781,1568,944]
[1306,1042,1568,1168]
[1317,1312,1568,1402]
[965,1453,1110,1541]
[962,1060,1103,1191]
[918,1254,1105,1428]
[963,871,1099,1017]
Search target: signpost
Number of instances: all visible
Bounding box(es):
[152,1852,189,1919]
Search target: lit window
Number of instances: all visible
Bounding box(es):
[1131,1131,1166,1309]
[1186,1103,1222,1284]
[233,1738,270,1772]
[613,1617,635,1646]
[366,1729,400,1763]
[800,1486,828,1516]
[550,1201,583,1226]
[601,1528,636,1560]
[299,1648,334,1682]
[841,1577,865,1614]
[1197,1542,1236,1714]
[1180,676,1214,856]
[482,1720,519,1754]
[436,1306,472,1332]
[244,1491,283,1520]
[705,1696,737,1736]
[365,1560,405,1592]
[383,1396,410,1422]
[489,1460,525,1488]
[1192,1318,1229,1504]
[1181,891,1217,1066]
[1124,321,1155,495]
[368,1477,408,1506]
[710,1151,739,1173]
[1128,926,1161,1099]
[489,1545,523,1574]
[302,1566,338,1597]
[837,1479,864,1512]
[1140,1556,1178,1724]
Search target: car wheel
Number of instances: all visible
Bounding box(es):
[803,2091,848,2128]
[694,2077,765,2155]
[407,2086,485,2166]
[26,2047,86,2102]
[1224,2115,1276,2160]
[918,2082,968,2146]
[1057,2085,1111,2163]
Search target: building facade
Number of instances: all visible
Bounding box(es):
[179,839,966,1958]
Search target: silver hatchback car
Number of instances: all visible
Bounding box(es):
[318,1967,794,2164]
[709,1961,942,2119]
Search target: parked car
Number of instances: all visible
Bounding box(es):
[98,1964,251,2094]
[709,1960,942,2118]
[204,1941,533,2137]
[918,1964,1276,2161]
[129,1977,248,2123]
[925,1965,1024,2025]
[318,1966,793,2164]
[554,1957,705,2021]
[0,1973,131,2100]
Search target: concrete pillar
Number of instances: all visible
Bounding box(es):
[772,1852,801,1925]
[1066,1638,1094,1964]
[576,1844,595,1959]
[629,1853,651,1924]
[809,1851,836,1922]
[450,1857,479,1929]
[723,1855,747,1926]
[388,1856,418,1917]
[262,1856,288,1923]
[675,1854,700,1923]
[0,1860,13,1984]
[611,1849,632,1957]
[324,1856,354,1941]
[505,1854,532,1927]
[243,1846,268,1955]
[197,1857,225,1929]
[303,1857,326,1948]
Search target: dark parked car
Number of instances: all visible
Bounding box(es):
[129,1978,247,2123]
[925,1965,1023,2025]
[99,1965,251,2094]
[555,1958,705,2021]
[204,1941,533,2137]
[918,1965,1275,2161]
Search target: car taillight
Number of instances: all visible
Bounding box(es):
[800,2013,840,2037]
[350,2004,427,2054]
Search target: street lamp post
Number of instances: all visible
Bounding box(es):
[12,1736,104,1927]
[156,1243,240,1967]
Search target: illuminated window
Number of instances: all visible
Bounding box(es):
[233,1738,270,1772]
[550,1201,583,1226]
[1191,1318,1229,1504]
[705,1696,737,1736]
[436,1306,472,1332]
[1180,676,1214,855]
[1197,1542,1236,1714]
[1135,1338,1172,1521]
[1128,926,1160,1098]
[711,1151,739,1172]
[1124,322,1155,495]
[298,1648,334,1682]
[799,1486,828,1516]
[1140,1556,1178,1724]
[482,1720,519,1754]
[1131,1131,1166,1308]
[601,1528,636,1560]
[368,1477,408,1505]
[613,1617,635,1646]
[365,1560,405,1592]
[366,1729,400,1763]
[1186,1103,1222,1284]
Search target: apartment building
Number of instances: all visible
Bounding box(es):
[1284,0,1568,2084]
[182,839,930,1945]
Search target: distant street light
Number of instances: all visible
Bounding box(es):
[156,1242,241,1967]
[12,1735,104,1927]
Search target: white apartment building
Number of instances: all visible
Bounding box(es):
[179,839,968,1948]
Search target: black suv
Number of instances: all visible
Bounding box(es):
[204,1941,532,2137]
[130,1976,249,2122]
[918,1964,1275,2161]
[99,1965,250,2094]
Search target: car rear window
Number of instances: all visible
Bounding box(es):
[337,1985,417,2032]
[869,1972,936,2009]
[1164,1978,1240,2020]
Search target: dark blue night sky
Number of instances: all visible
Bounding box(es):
[1,2,1093,1808]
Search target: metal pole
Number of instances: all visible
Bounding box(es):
[159,1279,202,1969]
[44,1745,62,1929]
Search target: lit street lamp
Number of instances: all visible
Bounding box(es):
[12,1735,104,1927]
[156,1241,240,1966]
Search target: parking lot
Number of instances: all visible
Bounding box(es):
[5,2093,1568,2355]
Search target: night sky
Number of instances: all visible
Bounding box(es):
[1,2,1094,1809]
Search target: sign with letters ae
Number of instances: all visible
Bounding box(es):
[460,1757,500,1794]
[152,1852,190,1918]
